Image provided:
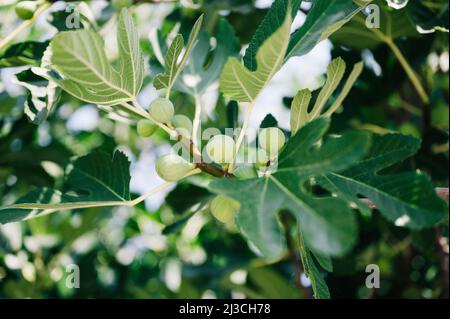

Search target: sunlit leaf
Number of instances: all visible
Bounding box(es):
[220,8,292,102]
[34,9,143,106]
[154,15,204,93]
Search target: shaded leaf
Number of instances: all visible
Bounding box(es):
[210,118,371,258]
[260,113,278,129]
[243,0,302,71]
[47,4,91,31]
[13,69,61,125]
[319,134,448,229]
[298,230,331,299]
[0,41,49,68]
[0,151,132,224]
[407,0,449,33]
[175,19,240,95]
[286,0,359,59]
[331,2,417,50]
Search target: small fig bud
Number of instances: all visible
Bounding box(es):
[15,1,37,20]
[172,114,193,138]
[149,98,174,124]
[210,195,240,224]
[205,135,236,164]
[137,120,158,137]
[258,127,285,157]
[156,154,195,182]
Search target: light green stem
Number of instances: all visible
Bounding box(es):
[385,39,430,105]
[229,102,255,173]
[0,2,52,52]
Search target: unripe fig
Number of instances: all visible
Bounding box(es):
[210,195,240,224]
[258,127,286,157]
[149,98,174,124]
[137,120,158,137]
[156,154,195,182]
[15,1,37,20]
[172,114,193,138]
[205,135,236,164]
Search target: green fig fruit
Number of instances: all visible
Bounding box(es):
[15,1,37,20]
[156,154,194,182]
[210,195,240,224]
[149,98,174,124]
[258,127,285,157]
[172,114,193,138]
[137,120,158,137]
[205,135,236,164]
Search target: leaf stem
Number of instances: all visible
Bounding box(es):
[0,2,52,52]
[192,95,202,147]
[229,101,255,173]
[165,87,171,99]
[4,169,203,214]
[385,39,430,105]
[132,96,146,113]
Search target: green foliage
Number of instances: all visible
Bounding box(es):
[210,118,371,258]
[286,0,360,59]
[153,15,204,95]
[35,9,143,106]
[0,151,131,224]
[290,58,363,132]
[407,0,449,32]
[0,41,49,68]
[318,134,448,229]
[14,69,60,124]
[175,19,240,96]
[243,0,302,70]
[331,1,418,50]
[220,8,292,102]
[0,0,448,300]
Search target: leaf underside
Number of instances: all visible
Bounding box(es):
[34,9,144,106]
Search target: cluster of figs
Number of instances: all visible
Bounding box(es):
[138,97,286,225]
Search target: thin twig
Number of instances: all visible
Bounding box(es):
[385,39,430,105]
[0,2,52,52]
[192,95,202,147]
[229,102,255,173]
[126,100,228,178]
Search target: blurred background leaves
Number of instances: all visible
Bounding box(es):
[0,0,448,299]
